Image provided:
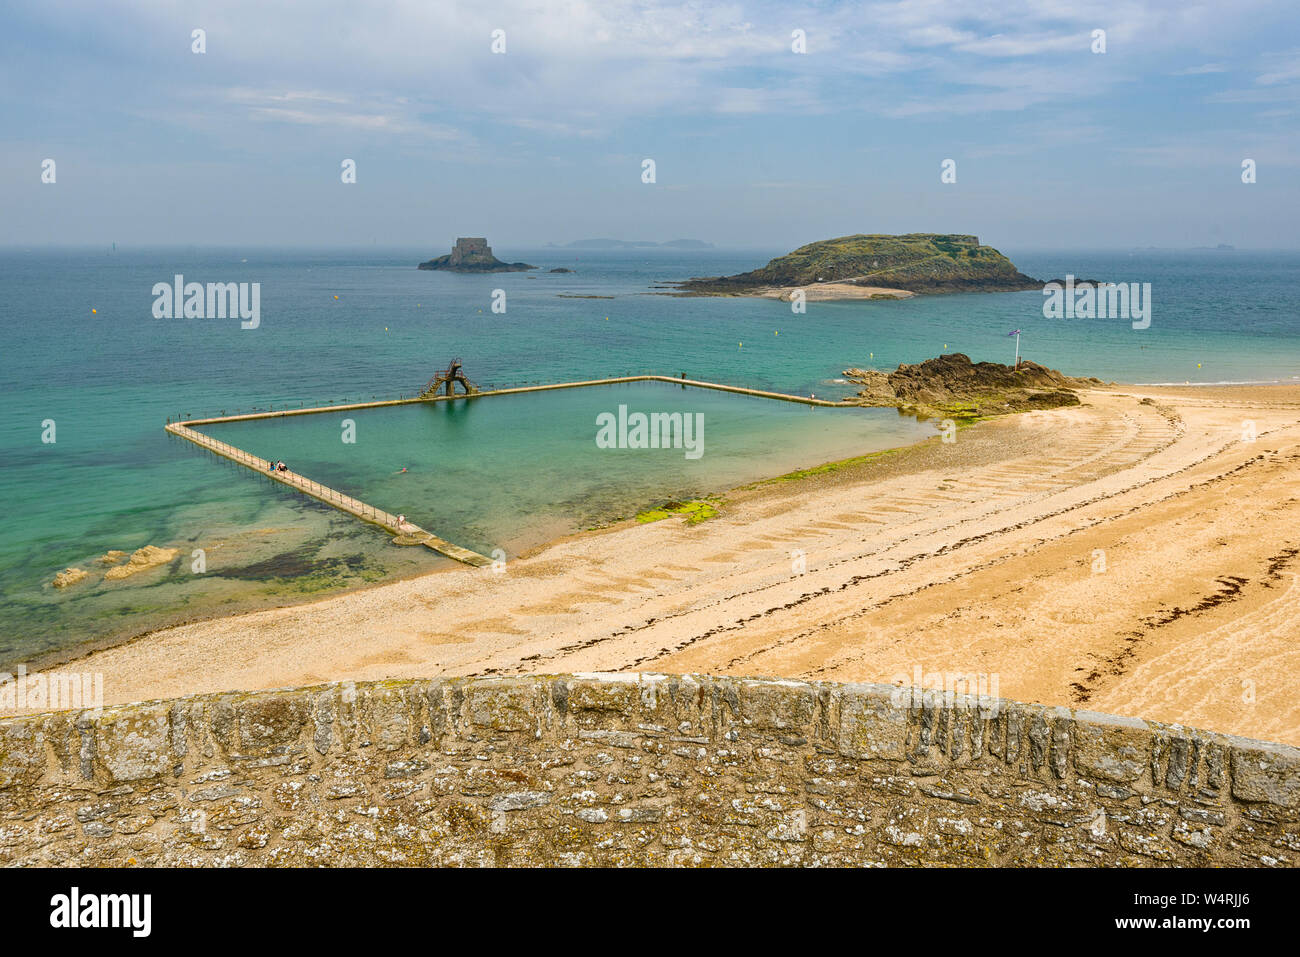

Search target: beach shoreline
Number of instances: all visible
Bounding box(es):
[16,381,1300,746]
[757,282,915,301]
[22,422,923,675]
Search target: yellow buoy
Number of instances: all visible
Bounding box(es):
[334,295,339,300]
[1197,363,1202,368]
[91,308,96,314]
[774,330,778,336]
[739,342,743,348]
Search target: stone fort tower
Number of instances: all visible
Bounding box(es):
[448,237,493,267]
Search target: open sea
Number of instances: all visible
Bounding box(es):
[2,245,1298,666]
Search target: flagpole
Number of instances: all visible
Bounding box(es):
[1015,332,1020,367]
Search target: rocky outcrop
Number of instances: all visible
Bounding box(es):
[418,238,535,273]
[0,672,1296,867]
[844,353,1104,418]
[673,234,1041,296]
[51,568,88,588]
[49,547,176,590]
[102,545,179,581]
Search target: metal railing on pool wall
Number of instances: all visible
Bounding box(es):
[171,428,390,525]
[164,370,804,424]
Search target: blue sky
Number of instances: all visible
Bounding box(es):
[3,0,1298,249]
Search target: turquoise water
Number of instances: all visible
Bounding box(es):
[1,246,1298,664]
[200,382,931,556]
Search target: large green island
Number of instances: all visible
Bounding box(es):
[671,233,1041,299]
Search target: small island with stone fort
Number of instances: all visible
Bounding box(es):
[418,237,536,273]
[669,233,1041,300]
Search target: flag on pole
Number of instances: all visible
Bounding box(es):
[1008,329,1021,336]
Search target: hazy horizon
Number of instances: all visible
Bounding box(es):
[4,241,1297,253]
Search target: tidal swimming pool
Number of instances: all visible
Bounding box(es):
[199,380,935,556]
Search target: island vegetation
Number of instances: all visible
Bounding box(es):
[670,233,1041,298]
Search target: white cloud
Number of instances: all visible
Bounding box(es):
[218,87,474,141]
[7,0,1298,135]
[1170,63,1229,76]
[1256,48,1300,85]
[954,32,1092,57]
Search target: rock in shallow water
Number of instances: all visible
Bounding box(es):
[843,353,1100,419]
[51,567,88,588]
[103,545,179,581]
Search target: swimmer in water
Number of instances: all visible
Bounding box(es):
[395,467,408,473]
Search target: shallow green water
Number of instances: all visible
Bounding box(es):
[200,381,932,556]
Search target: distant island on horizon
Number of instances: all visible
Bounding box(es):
[1133,243,1235,251]
[667,233,1041,300]
[547,238,713,249]
[418,237,536,273]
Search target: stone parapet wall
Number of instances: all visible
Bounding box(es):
[0,673,1296,866]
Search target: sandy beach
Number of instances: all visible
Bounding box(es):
[33,383,1300,745]
[758,282,915,301]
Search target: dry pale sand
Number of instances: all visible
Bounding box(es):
[759,282,914,301]
[36,384,1300,745]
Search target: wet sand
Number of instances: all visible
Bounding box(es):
[29,384,1300,745]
